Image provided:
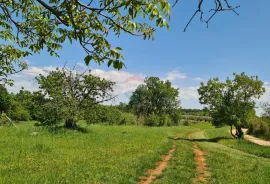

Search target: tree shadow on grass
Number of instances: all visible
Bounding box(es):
[168,136,234,143]
[43,125,92,134]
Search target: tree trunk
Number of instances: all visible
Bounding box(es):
[235,125,244,139]
[65,118,77,129]
[230,125,237,139]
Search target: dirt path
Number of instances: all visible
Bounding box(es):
[138,133,182,184]
[188,134,209,184]
[232,129,270,147]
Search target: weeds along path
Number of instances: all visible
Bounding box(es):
[188,133,209,184]
[138,133,183,184]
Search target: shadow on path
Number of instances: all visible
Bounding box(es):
[168,136,234,143]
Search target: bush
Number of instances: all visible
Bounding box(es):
[248,118,270,140]
[37,102,63,126]
[0,112,10,126]
[145,114,159,126]
[159,114,174,126]
[85,105,123,125]
[9,105,31,121]
[183,120,190,126]
[170,111,181,126]
[119,113,137,125]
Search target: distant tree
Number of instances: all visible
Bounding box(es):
[198,73,265,139]
[14,88,47,120]
[115,102,130,113]
[0,85,10,113]
[36,66,115,129]
[262,102,270,123]
[0,0,240,84]
[129,77,180,116]
[263,103,270,117]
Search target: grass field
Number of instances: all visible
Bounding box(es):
[0,122,269,183]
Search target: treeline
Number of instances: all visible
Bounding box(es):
[181,108,210,116]
[0,67,183,128]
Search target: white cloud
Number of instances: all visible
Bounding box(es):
[23,67,46,76]
[192,77,203,81]
[259,85,270,103]
[6,66,145,102]
[166,69,187,81]
[264,82,270,85]
[91,69,145,96]
[179,86,199,100]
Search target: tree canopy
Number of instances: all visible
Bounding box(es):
[36,66,115,128]
[0,85,10,112]
[0,0,240,84]
[129,77,180,116]
[198,72,265,138]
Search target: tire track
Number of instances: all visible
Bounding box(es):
[188,134,209,183]
[138,133,182,184]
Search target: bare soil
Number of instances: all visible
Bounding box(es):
[232,129,270,147]
[188,134,209,184]
[138,133,182,184]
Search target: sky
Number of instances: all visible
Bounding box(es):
[6,0,270,114]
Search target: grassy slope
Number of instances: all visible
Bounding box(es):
[189,123,270,184]
[0,122,190,184]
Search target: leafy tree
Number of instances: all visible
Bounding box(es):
[263,102,270,119]
[198,72,265,139]
[0,85,10,112]
[14,88,47,120]
[36,66,115,129]
[0,0,240,83]
[129,77,180,116]
[8,98,31,121]
[36,101,63,126]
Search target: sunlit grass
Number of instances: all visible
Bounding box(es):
[0,123,189,183]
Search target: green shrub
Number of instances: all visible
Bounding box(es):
[85,105,123,125]
[248,118,270,140]
[0,112,10,126]
[119,113,137,125]
[159,114,173,126]
[36,102,63,126]
[145,114,159,126]
[170,111,181,126]
[9,105,31,121]
[183,120,190,126]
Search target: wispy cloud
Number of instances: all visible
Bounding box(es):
[166,69,187,81]
[179,86,199,100]
[192,77,203,81]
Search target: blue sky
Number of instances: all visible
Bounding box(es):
[7,0,270,113]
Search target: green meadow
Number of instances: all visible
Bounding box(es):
[0,122,269,184]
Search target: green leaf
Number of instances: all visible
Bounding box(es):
[115,47,122,51]
[84,55,93,65]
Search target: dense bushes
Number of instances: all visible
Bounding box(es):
[119,113,137,125]
[248,118,270,140]
[36,102,63,126]
[182,115,212,122]
[182,119,201,126]
[144,113,175,127]
[85,105,137,125]
[8,100,31,121]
